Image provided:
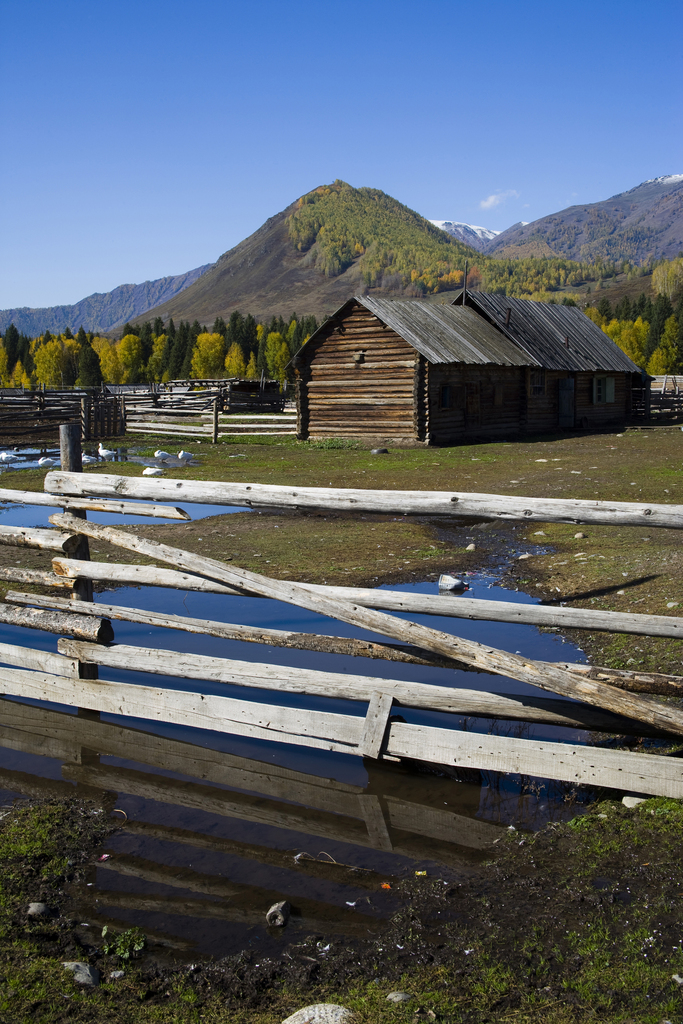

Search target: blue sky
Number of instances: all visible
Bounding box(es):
[1,0,682,309]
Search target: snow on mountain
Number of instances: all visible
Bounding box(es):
[430,220,501,251]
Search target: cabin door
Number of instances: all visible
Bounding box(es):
[558,377,574,429]
[465,383,480,429]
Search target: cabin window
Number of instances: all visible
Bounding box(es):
[530,370,546,396]
[440,385,453,409]
[593,376,615,403]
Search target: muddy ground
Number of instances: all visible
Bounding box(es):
[3,794,683,1023]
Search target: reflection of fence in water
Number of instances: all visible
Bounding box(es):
[0,697,497,942]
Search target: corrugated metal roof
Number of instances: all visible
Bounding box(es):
[358,296,537,366]
[460,293,640,373]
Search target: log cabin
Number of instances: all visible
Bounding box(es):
[293,293,642,443]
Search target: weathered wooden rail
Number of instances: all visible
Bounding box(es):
[0,389,123,439]
[1,467,683,801]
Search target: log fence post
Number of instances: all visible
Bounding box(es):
[59,424,96,684]
[212,398,219,443]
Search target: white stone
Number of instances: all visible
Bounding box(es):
[27,902,51,917]
[386,992,413,1003]
[282,1006,354,1024]
[465,543,476,551]
[63,962,100,986]
[622,796,646,808]
[574,532,587,539]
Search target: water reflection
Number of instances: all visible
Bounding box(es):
[0,698,514,958]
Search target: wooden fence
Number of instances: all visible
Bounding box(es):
[2,446,683,805]
[0,389,124,440]
[118,379,293,440]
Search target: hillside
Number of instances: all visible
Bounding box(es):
[139,182,607,326]
[486,175,683,263]
[136,182,476,325]
[0,264,212,336]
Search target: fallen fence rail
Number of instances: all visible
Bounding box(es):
[44,471,683,528]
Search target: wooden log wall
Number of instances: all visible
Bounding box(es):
[574,371,630,430]
[297,300,418,439]
[428,364,522,443]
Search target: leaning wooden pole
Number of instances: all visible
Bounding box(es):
[48,512,683,737]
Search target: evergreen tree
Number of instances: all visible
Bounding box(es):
[64,326,74,339]
[120,322,139,338]
[648,293,674,355]
[596,297,613,322]
[615,296,632,320]
[633,293,654,323]
[213,316,227,337]
[77,337,103,386]
[2,324,19,369]
[76,326,88,347]
[153,317,164,337]
[138,321,154,366]
[168,321,189,379]
[159,318,176,379]
[242,314,259,358]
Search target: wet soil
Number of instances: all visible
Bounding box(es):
[4,795,683,1023]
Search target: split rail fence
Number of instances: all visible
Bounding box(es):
[2,430,683,811]
[117,379,294,440]
[0,389,124,440]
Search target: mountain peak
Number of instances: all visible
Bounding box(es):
[430,220,500,252]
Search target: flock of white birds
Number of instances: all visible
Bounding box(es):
[0,445,195,475]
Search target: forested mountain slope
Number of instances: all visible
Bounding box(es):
[0,264,212,336]
[486,175,683,263]
[141,181,610,325]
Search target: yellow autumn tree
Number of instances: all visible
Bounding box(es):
[245,352,258,379]
[0,346,9,386]
[647,316,681,374]
[146,334,167,382]
[265,331,290,382]
[604,317,650,370]
[584,306,605,328]
[92,337,123,384]
[118,334,144,383]
[224,342,246,378]
[33,339,67,386]
[191,333,225,379]
[653,258,683,302]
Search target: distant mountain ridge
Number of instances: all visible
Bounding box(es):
[485,175,683,263]
[430,220,500,251]
[0,264,213,336]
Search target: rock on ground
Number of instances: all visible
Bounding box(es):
[62,962,100,987]
[282,1005,355,1024]
[386,991,413,1003]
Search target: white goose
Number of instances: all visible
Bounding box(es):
[142,467,164,476]
[81,454,98,465]
[98,443,116,460]
[38,457,57,468]
[0,451,20,463]
[154,450,172,460]
[177,449,194,461]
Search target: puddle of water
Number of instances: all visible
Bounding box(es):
[0,501,605,960]
[0,446,250,523]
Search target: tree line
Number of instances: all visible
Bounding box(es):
[586,270,683,374]
[0,311,318,388]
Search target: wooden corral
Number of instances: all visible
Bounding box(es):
[1,464,683,804]
[293,294,643,443]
